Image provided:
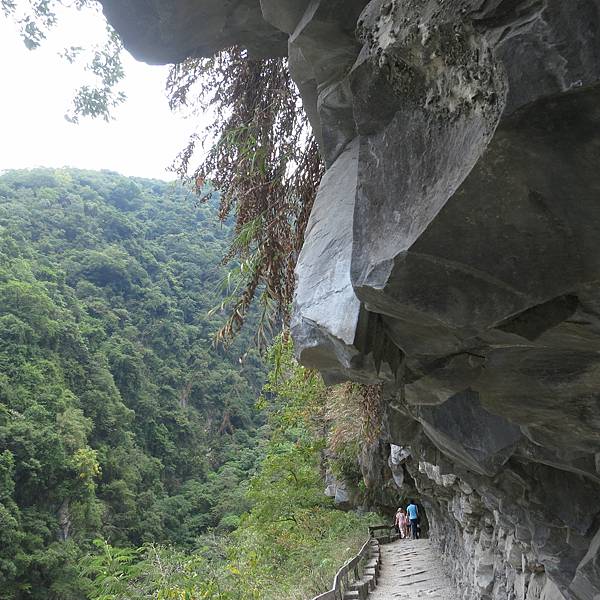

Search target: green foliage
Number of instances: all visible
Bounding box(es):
[0,168,266,598]
[81,541,224,600]
[2,1,126,121]
[83,337,381,600]
[225,338,380,600]
[66,27,126,123]
[0,170,380,599]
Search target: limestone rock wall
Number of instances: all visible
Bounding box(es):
[99,1,600,598]
[381,382,600,600]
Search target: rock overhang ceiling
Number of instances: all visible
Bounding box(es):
[99,1,600,598]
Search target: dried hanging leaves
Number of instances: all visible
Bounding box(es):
[326,383,384,449]
[168,48,323,346]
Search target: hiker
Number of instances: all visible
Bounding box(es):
[394,507,402,535]
[396,507,409,539]
[407,499,419,539]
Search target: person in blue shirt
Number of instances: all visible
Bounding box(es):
[406,500,419,539]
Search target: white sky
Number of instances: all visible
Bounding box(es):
[0,5,204,180]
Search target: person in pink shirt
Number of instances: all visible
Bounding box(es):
[395,507,409,539]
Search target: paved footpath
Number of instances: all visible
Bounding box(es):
[369,539,459,600]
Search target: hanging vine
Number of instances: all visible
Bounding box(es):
[167,48,324,346]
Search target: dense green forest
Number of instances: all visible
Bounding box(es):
[0,169,379,600]
[0,169,266,596]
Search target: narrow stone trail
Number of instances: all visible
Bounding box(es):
[370,539,459,600]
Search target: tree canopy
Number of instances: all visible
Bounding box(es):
[0,168,266,598]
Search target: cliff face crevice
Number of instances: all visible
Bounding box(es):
[99,1,600,598]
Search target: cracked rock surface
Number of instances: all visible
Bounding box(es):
[99,1,600,598]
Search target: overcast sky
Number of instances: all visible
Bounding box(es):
[0,5,203,180]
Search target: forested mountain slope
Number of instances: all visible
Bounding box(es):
[0,168,266,597]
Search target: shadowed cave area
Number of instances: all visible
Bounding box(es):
[98,1,600,598]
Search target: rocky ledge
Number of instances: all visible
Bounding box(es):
[100,1,600,599]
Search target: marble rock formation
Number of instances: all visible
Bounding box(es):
[99,1,600,598]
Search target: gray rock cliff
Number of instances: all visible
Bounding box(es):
[99,1,600,598]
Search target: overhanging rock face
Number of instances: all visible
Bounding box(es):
[100,0,288,61]
[100,1,600,598]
